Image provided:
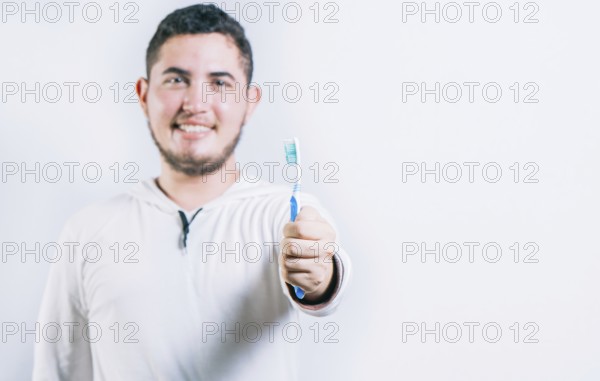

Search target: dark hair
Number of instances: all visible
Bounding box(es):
[145,4,253,83]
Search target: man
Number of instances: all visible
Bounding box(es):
[33,4,351,380]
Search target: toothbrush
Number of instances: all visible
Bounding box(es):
[283,137,306,300]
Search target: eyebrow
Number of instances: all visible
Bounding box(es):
[161,67,236,81]
[162,67,191,77]
[209,71,236,81]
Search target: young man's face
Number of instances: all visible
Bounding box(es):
[136,33,260,176]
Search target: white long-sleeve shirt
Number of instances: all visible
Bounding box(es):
[33,177,351,381]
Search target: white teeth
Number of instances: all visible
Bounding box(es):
[178,124,212,133]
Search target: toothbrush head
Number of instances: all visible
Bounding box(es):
[283,137,301,165]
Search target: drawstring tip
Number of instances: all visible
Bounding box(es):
[178,208,202,256]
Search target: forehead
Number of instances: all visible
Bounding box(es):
[154,33,243,74]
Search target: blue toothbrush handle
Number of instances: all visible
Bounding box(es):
[293,285,305,299]
[289,195,305,300]
[290,194,299,222]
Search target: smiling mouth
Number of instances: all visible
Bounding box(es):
[172,123,216,133]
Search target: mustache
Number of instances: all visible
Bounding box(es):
[171,114,215,127]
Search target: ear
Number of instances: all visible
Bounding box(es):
[135,77,150,119]
[243,84,262,124]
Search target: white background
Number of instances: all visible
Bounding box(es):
[1,1,599,380]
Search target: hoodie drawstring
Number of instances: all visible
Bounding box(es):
[178,208,203,251]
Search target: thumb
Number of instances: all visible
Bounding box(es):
[295,205,321,222]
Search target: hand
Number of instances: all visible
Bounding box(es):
[280,206,337,302]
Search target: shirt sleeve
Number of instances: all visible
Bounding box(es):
[274,191,353,317]
[32,222,93,381]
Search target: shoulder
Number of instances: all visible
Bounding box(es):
[61,191,136,240]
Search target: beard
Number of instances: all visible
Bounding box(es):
[149,123,242,177]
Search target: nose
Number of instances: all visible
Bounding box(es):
[182,81,212,114]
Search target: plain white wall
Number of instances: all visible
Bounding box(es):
[1,1,599,380]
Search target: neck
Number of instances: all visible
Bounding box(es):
[156,155,239,212]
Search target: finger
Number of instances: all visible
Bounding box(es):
[283,220,336,240]
[295,206,323,222]
[284,272,313,292]
[282,267,329,294]
[281,237,335,258]
[282,253,334,270]
[280,238,324,259]
[281,257,315,273]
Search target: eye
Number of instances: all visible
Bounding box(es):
[166,76,185,85]
[214,79,226,87]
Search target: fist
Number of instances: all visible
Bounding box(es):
[280,206,337,301]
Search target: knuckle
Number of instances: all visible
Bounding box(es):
[280,265,288,277]
[310,277,323,291]
[283,222,294,235]
[289,243,301,255]
[319,241,335,255]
